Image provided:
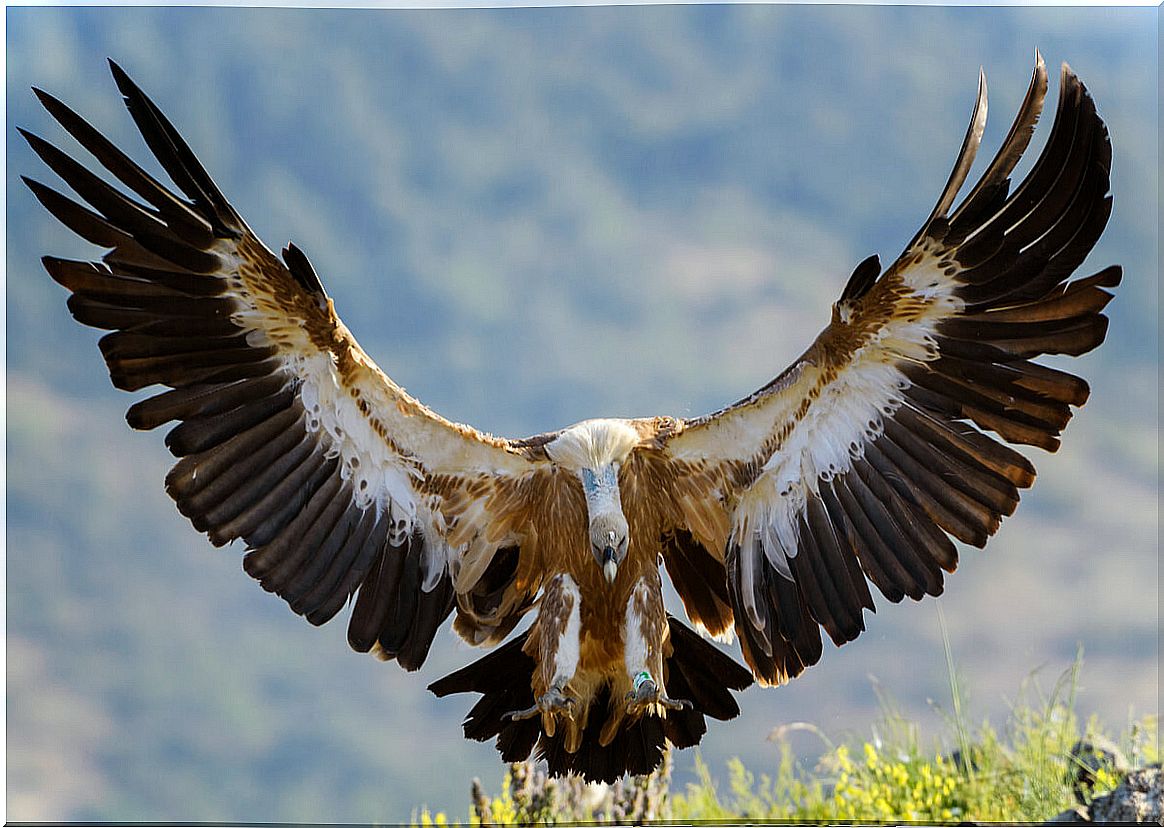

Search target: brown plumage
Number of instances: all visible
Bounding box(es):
[24,52,1119,782]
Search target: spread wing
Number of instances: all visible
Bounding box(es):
[22,61,554,670]
[660,55,1121,686]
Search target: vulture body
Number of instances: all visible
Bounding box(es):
[23,53,1119,782]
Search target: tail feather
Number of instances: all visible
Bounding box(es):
[428,616,754,782]
[428,629,539,751]
[537,683,668,781]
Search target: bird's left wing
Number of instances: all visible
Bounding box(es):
[658,56,1121,686]
[22,62,552,669]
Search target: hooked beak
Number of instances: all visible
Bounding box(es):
[602,546,618,584]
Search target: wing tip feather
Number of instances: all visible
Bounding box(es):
[107,58,132,94]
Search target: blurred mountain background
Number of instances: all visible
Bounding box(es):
[5,5,1158,823]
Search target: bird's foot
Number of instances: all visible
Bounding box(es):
[503,686,577,723]
[625,671,692,716]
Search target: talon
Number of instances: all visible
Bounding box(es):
[625,678,656,704]
[624,676,693,715]
[504,686,576,722]
[503,703,541,722]
[660,695,693,712]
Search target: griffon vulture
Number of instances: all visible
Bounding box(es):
[22,52,1119,782]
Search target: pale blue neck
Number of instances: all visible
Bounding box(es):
[581,464,622,516]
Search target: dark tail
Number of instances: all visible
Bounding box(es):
[428,616,753,782]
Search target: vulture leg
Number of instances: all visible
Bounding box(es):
[623,573,691,716]
[505,572,581,738]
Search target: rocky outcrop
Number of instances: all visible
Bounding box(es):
[1049,765,1163,824]
[1088,766,1163,824]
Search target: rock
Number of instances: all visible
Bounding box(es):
[1087,765,1163,824]
[1045,805,1089,823]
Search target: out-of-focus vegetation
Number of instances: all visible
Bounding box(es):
[433,662,1159,824]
